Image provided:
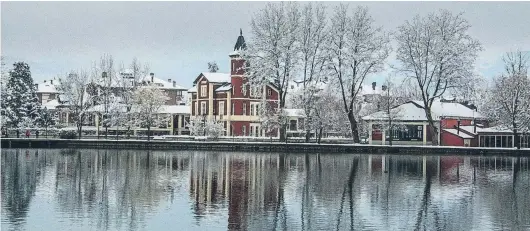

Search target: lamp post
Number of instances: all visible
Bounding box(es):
[202,114,207,136]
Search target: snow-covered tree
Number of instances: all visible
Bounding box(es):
[259,100,284,138]
[326,5,391,143]
[39,107,57,137]
[242,2,301,141]
[207,61,219,73]
[2,62,41,131]
[92,54,118,138]
[312,87,348,142]
[120,58,150,138]
[187,116,206,136]
[395,10,482,145]
[374,78,409,146]
[296,2,328,142]
[205,119,224,139]
[483,51,530,149]
[131,86,169,141]
[58,70,93,138]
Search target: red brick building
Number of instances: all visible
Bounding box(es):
[189,30,280,137]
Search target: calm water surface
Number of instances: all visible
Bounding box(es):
[1,149,529,231]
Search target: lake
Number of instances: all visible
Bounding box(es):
[1,149,529,231]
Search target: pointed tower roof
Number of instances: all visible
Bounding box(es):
[233,28,246,51]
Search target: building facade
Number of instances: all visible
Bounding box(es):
[189,31,280,137]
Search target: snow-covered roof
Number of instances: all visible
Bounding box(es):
[86,104,190,114]
[94,71,187,90]
[362,100,485,122]
[201,72,231,83]
[42,99,60,110]
[138,74,187,90]
[362,102,428,121]
[159,105,190,114]
[359,84,383,95]
[215,84,232,92]
[284,109,305,117]
[459,125,478,135]
[187,87,197,93]
[36,80,59,93]
[477,126,514,134]
[442,129,474,139]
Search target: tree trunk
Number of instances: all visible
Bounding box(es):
[425,110,438,146]
[347,110,360,143]
[428,122,438,146]
[318,128,323,144]
[514,127,519,149]
[305,130,311,143]
[78,125,83,139]
[45,127,48,138]
[147,126,151,141]
[388,122,393,146]
[280,124,287,142]
[105,127,108,139]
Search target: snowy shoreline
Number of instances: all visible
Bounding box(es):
[2,138,529,156]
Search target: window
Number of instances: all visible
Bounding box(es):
[200,101,206,115]
[250,104,254,116]
[250,87,255,97]
[267,89,272,96]
[242,125,246,136]
[232,62,235,73]
[219,101,225,116]
[290,120,297,131]
[243,103,247,115]
[232,103,235,116]
[256,105,259,116]
[200,85,207,97]
[194,102,198,115]
[250,126,254,137]
[242,84,247,96]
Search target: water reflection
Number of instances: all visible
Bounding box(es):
[1,150,529,231]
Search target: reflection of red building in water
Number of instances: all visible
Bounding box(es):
[189,30,280,137]
[189,154,280,230]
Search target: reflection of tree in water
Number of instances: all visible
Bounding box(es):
[1,149,43,225]
[2,150,529,231]
[52,149,180,230]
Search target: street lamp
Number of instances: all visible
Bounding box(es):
[202,114,207,136]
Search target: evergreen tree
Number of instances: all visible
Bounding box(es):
[1,62,41,129]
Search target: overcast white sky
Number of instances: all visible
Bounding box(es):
[2,1,529,88]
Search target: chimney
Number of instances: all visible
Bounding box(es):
[372,82,376,90]
[50,80,53,85]
[102,72,107,78]
[44,80,47,83]
[150,73,154,83]
[34,84,38,89]
[168,78,171,83]
[173,81,176,87]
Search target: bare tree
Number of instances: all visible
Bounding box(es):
[119,58,149,138]
[395,10,482,145]
[132,86,169,141]
[93,54,116,139]
[484,51,530,149]
[326,5,391,143]
[377,77,408,146]
[58,70,93,138]
[242,2,301,141]
[207,62,219,73]
[297,3,328,142]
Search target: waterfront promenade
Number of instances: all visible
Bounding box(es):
[2,138,529,156]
